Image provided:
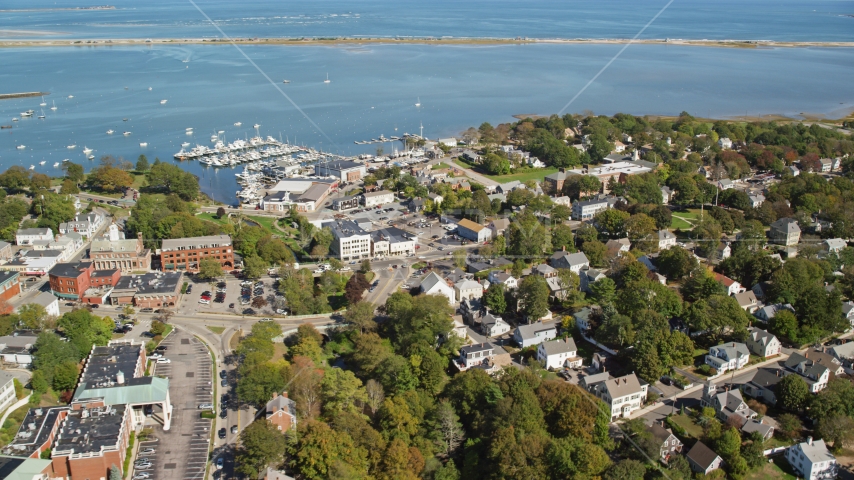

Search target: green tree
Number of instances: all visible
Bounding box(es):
[109,465,121,480]
[594,209,630,238]
[589,277,616,305]
[518,275,550,321]
[657,246,698,280]
[62,162,85,184]
[321,368,367,417]
[815,414,854,452]
[146,162,200,200]
[52,360,80,392]
[344,301,376,334]
[57,310,112,360]
[649,205,673,230]
[18,303,47,329]
[777,374,809,411]
[235,420,288,478]
[197,258,223,280]
[776,413,803,440]
[550,224,575,252]
[603,459,646,480]
[242,255,268,280]
[452,249,467,269]
[87,165,133,192]
[483,283,506,314]
[0,166,31,191]
[136,154,150,172]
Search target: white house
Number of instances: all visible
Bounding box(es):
[713,273,745,296]
[734,291,759,313]
[0,371,16,416]
[454,279,484,302]
[439,138,458,148]
[15,228,53,246]
[419,271,455,305]
[362,190,395,208]
[657,230,676,250]
[58,212,105,239]
[0,331,38,366]
[16,291,61,318]
[687,441,724,475]
[749,193,765,208]
[786,438,837,480]
[573,307,595,333]
[706,342,750,374]
[488,271,517,290]
[537,337,582,370]
[513,321,557,348]
[745,327,781,358]
[456,342,494,371]
[755,303,795,322]
[481,313,511,338]
[551,250,590,273]
[718,137,733,149]
[825,238,847,254]
[582,372,648,420]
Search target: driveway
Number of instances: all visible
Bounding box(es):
[140,329,214,480]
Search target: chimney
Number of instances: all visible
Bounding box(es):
[282,392,288,399]
[807,436,813,445]
[272,392,278,399]
[562,246,566,252]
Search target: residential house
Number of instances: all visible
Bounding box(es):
[745,327,782,358]
[825,238,846,254]
[573,306,595,334]
[487,271,517,290]
[819,158,833,172]
[649,423,683,465]
[428,192,443,206]
[701,380,757,425]
[454,343,496,372]
[481,313,511,337]
[686,441,723,475]
[605,238,631,258]
[734,291,759,313]
[496,180,523,194]
[706,342,750,374]
[786,438,837,480]
[749,193,766,208]
[716,242,732,261]
[488,218,510,237]
[58,212,105,239]
[582,372,647,420]
[741,419,775,441]
[713,273,745,296]
[513,321,557,348]
[657,230,676,250]
[788,165,800,176]
[265,392,297,432]
[362,190,395,208]
[537,337,582,370]
[0,330,38,366]
[660,186,673,204]
[803,349,844,377]
[15,228,53,246]
[0,241,13,262]
[755,303,795,323]
[579,268,607,293]
[784,353,830,393]
[717,179,734,190]
[419,271,455,305]
[752,281,773,301]
[16,291,60,318]
[550,250,590,273]
[571,198,610,220]
[770,218,801,246]
[718,137,733,149]
[744,367,785,406]
[455,278,484,302]
[456,219,492,243]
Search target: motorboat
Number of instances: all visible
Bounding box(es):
[87,154,95,160]
[139,142,148,147]
[39,161,46,165]
[283,79,290,84]
[123,131,131,136]
[67,95,74,99]
[67,144,77,149]
[20,111,32,117]
[53,162,60,167]
[160,100,168,104]
[253,124,260,129]
[106,129,115,134]
[181,141,191,148]
[83,146,92,154]
[16,145,25,149]
[148,87,153,91]
[234,122,242,126]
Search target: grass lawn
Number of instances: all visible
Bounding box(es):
[273,341,288,360]
[433,162,452,170]
[453,157,559,183]
[670,216,694,230]
[745,456,798,480]
[247,215,277,233]
[411,262,427,270]
[197,212,230,225]
[669,413,703,439]
[364,271,375,283]
[453,158,476,170]
[207,326,225,334]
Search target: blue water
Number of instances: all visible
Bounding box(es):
[1,1,853,205]
[2,0,854,41]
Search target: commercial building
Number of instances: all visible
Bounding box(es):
[1,250,62,277]
[456,219,492,243]
[51,402,132,480]
[0,271,21,305]
[314,160,366,182]
[370,227,415,258]
[543,169,572,195]
[160,235,234,272]
[260,179,338,213]
[48,262,120,302]
[58,212,105,239]
[109,272,183,308]
[331,195,360,211]
[15,228,53,246]
[0,456,52,480]
[362,190,395,208]
[89,225,151,272]
[0,371,17,417]
[322,220,372,261]
[73,340,172,430]
[571,198,610,220]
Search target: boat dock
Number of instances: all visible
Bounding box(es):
[0,92,49,101]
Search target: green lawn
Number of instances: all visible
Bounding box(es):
[433,162,452,170]
[207,326,225,334]
[745,456,798,480]
[197,212,229,225]
[670,216,693,230]
[453,157,559,183]
[669,413,703,439]
[246,215,278,233]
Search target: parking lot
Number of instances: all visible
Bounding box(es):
[179,276,281,317]
[134,329,214,480]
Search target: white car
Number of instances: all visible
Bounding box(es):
[149,353,162,359]
[313,269,325,274]
[198,403,213,409]
[156,358,171,364]
[133,473,151,480]
[199,299,210,305]
[337,266,351,272]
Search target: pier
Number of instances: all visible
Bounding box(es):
[0,92,49,101]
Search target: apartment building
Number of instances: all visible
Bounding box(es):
[160,235,234,272]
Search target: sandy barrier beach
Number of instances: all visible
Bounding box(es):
[1,36,854,49]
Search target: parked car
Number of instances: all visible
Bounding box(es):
[140,308,154,313]
[220,370,227,378]
[218,428,226,439]
[156,358,170,364]
[216,457,224,470]
[198,403,213,409]
[231,425,238,434]
[140,447,156,454]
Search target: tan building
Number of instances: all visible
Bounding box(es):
[89,225,151,272]
[160,235,234,272]
[109,272,183,308]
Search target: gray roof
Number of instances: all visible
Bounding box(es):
[0,370,15,388]
[603,373,644,399]
[540,337,577,356]
[791,438,835,465]
[455,279,482,291]
[711,342,750,360]
[551,250,590,268]
[91,237,142,253]
[742,419,773,438]
[461,342,494,355]
[535,264,556,275]
[296,183,331,203]
[161,235,232,251]
[771,217,800,234]
[321,220,369,240]
[785,352,830,380]
[266,394,297,419]
[657,230,676,240]
[515,321,556,341]
[826,238,846,250]
[16,228,51,236]
[0,241,10,251]
[316,160,363,171]
[113,272,183,296]
[829,342,854,360]
[25,292,58,309]
[420,271,448,293]
[53,404,128,455]
[363,189,394,198]
[78,342,144,387]
[687,441,721,470]
[747,327,777,348]
[649,423,676,445]
[734,291,758,307]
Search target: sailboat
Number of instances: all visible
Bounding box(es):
[415,97,421,107]
[53,162,60,168]
[106,129,115,134]
[28,165,34,170]
[323,73,331,84]
[39,96,47,107]
[50,100,57,111]
[83,146,93,154]
[37,109,45,119]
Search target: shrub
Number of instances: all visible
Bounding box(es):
[200,410,216,419]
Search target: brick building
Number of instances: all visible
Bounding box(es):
[543,169,572,195]
[48,262,120,302]
[159,235,234,272]
[265,392,297,432]
[89,225,152,272]
[0,271,21,307]
[50,403,132,480]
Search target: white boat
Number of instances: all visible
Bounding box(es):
[12,118,18,122]
[106,129,114,134]
[186,130,193,135]
[68,95,74,99]
[218,130,224,134]
[83,146,92,154]
[160,100,167,104]
[186,127,193,131]
[181,141,191,148]
[39,161,46,165]
[62,158,69,162]
[139,142,148,147]
[16,145,25,150]
[37,110,45,119]
[29,165,35,170]
[123,131,131,136]
[234,122,242,126]
[39,96,47,107]
[20,111,32,117]
[148,87,153,91]
[283,79,290,84]
[87,154,95,160]
[253,124,260,129]
[66,144,77,149]
[323,73,331,84]
[50,100,57,111]
[53,162,60,167]
[415,97,421,107]
[210,135,218,141]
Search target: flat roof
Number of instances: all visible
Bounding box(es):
[0,456,51,480]
[297,183,331,203]
[113,272,183,296]
[0,271,18,285]
[73,376,169,405]
[161,235,232,251]
[77,342,144,388]
[321,220,369,240]
[2,406,68,458]
[316,160,363,171]
[363,189,394,198]
[53,404,127,456]
[48,262,88,279]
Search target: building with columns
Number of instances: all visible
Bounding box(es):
[89,224,152,273]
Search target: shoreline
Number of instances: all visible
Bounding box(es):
[1,36,854,49]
